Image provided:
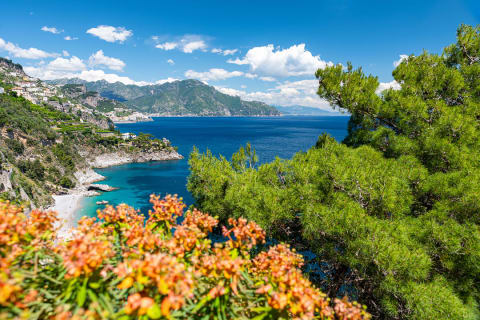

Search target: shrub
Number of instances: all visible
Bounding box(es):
[59,176,75,188]
[5,138,24,155]
[0,196,369,319]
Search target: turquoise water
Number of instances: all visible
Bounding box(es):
[78,116,349,218]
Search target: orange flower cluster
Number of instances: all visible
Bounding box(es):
[0,197,370,319]
[0,202,57,314]
[252,244,334,319]
[182,208,218,234]
[197,247,245,294]
[147,194,185,226]
[0,202,57,253]
[115,253,195,316]
[58,219,114,279]
[222,217,266,251]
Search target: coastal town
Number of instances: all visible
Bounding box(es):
[0,57,152,124]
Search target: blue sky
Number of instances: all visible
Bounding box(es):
[0,0,479,109]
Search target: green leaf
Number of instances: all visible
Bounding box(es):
[87,289,98,302]
[77,278,88,307]
[89,282,101,289]
[147,303,162,319]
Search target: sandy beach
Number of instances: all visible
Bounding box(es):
[52,193,86,238]
[50,167,105,238]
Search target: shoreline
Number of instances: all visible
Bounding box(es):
[50,149,183,238]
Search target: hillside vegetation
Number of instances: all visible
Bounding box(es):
[50,79,280,116]
[188,24,480,319]
[0,88,176,208]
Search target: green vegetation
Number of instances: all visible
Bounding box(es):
[188,24,480,319]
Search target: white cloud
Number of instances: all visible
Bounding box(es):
[228,44,332,77]
[155,78,178,85]
[222,49,238,56]
[64,36,78,41]
[155,35,208,53]
[0,37,58,59]
[244,73,257,79]
[211,48,238,56]
[41,26,62,34]
[240,85,247,89]
[156,42,178,50]
[183,40,207,53]
[86,25,132,43]
[215,78,333,110]
[25,62,178,87]
[47,56,86,71]
[393,54,408,67]
[185,68,244,81]
[167,59,175,65]
[88,50,125,71]
[376,80,401,94]
[62,50,70,57]
[24,56,86,79]
[259,76,276,82]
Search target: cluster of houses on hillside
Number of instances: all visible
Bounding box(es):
[0,62,98,118]
[0,58,153,125]
[106,107,153,123]
[9,75,60,105]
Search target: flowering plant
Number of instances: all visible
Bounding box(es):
[0,195,370,319]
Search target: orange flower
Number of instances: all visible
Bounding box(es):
[58,232,113,279]
[147,194,185,226]
[222,217,266,251]
[125,293,154,315]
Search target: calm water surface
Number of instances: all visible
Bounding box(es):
[78,116,349,218]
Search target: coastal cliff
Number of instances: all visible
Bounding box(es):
[87,149,183,168]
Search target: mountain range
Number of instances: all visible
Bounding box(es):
[274,105,345,116]
[49,78,280,116]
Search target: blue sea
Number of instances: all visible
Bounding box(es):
[77,116,349,218]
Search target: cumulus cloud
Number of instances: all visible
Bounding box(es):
[228,44,332,77]
[185,68,243,81]
[259,76,276,82]
[155,77,179,85]
[167,59,175,65]
[41,26,62,34]
[86,25,132,43]
[155,35,207,53]
[376,80,401,94]
[25,61,177,87]
[211,48,238,56]
[88,50,125,71]
[64,36,78,41]
[0,37,58,59]
[24,56,86,79]
[393,54,408,67]
[47,56,86,71]
[216,78,333,110]
[156,42,178,50]
[62,50,70,57]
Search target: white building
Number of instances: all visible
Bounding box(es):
[121,132,137,140]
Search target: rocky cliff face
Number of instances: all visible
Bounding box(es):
[87,149,183,168]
